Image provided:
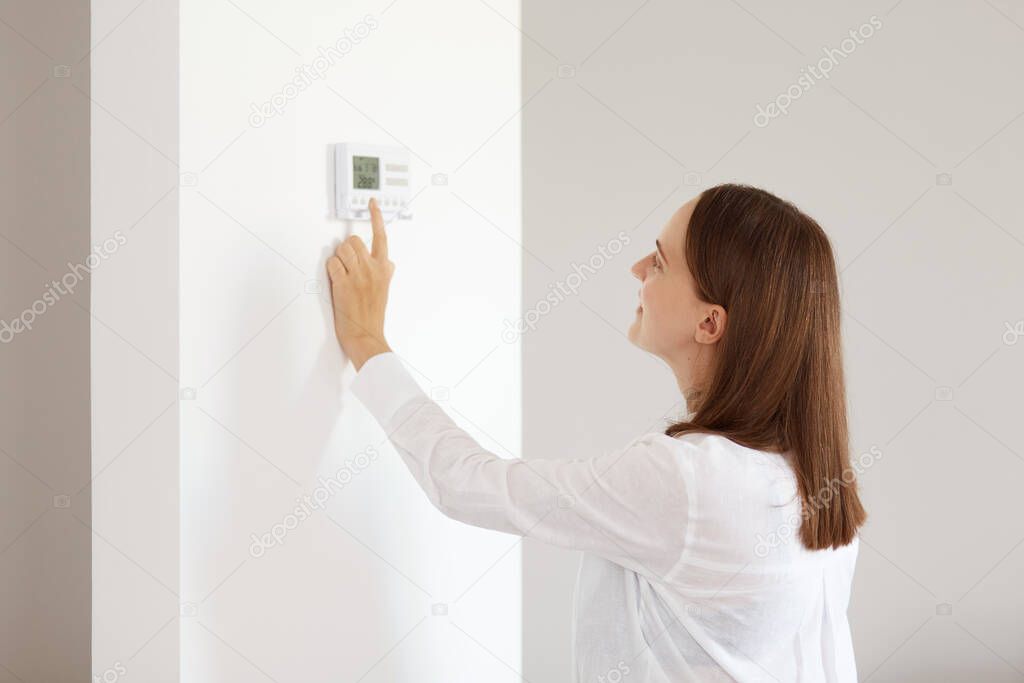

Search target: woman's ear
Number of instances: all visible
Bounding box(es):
[696,305,727,344]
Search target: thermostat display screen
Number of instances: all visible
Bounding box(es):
[334,143,411,220]
[353,156,380,189]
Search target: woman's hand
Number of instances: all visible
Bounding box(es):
[327,197,395,370]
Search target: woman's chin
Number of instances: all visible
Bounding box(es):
[627,317,642,347]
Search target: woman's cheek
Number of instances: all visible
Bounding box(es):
[642,288,657,312]
[641,282,654,305]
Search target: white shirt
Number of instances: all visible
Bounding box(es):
[351,352,860,682]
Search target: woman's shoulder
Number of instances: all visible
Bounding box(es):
[645,429,775,460]
[644,430,796,489]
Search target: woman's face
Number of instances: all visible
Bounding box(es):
[628,197,725,383]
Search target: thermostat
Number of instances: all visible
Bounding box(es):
[334,143,412,220]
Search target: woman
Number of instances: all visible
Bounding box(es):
[326,184,867,682]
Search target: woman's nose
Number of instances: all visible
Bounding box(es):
[631,259,644,280]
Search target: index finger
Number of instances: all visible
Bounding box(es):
[368,197,388,260]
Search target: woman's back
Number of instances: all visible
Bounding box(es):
[572,432,860,682]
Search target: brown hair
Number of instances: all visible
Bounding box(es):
[665,183,866,551]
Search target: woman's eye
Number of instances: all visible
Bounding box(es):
[652,254,661,270]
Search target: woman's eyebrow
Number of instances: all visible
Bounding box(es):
[656,239,668,266]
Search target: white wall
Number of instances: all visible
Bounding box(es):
[520,0,1024,681]
[179,1,522,681]
[90,0,180,680]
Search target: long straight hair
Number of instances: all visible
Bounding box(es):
[665,183,866,551]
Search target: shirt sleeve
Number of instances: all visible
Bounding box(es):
[350,351,692,580]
